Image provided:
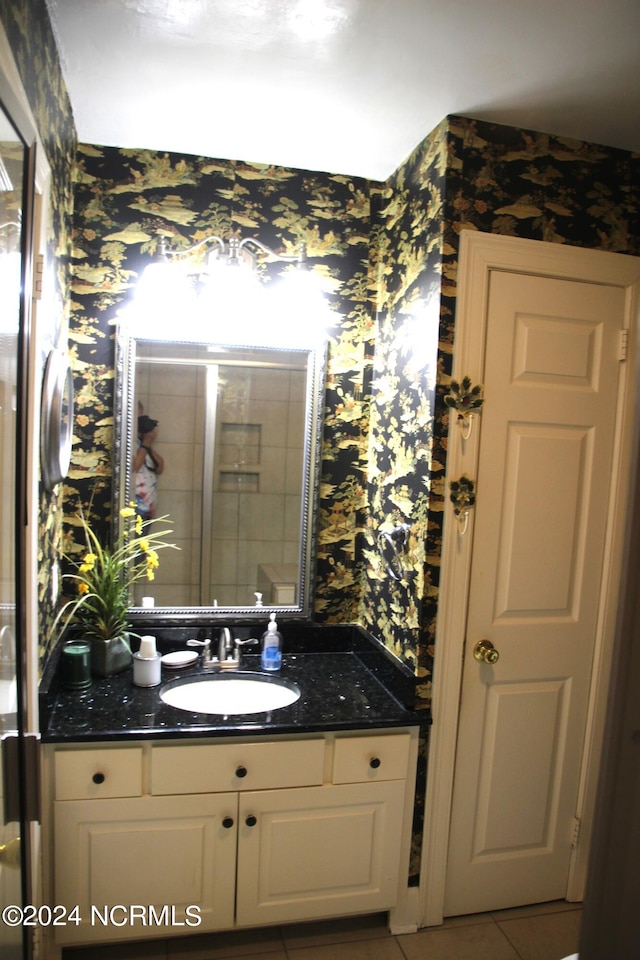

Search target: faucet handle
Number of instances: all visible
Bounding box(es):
[187,638,212,655]
[187,637,218,666]
[235,638,259,650]
[233,638,259,667]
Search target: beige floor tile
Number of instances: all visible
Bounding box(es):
[498,910,582,960]
[497,909,582,960]
[398,922,520,960]
[281,913,391,949]
[168,952,285,960]
[62,938,168,959]
[490,900,582,922]
[166,926,284,959]
[438,912,496,929]
[168,953,286,960]
[287,936,406,960]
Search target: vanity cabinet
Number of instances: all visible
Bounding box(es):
[41,729,418,955]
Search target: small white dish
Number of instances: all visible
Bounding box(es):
[161,651,198,669]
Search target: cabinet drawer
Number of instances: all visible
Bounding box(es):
[54,748,143,800]
[151,739,325,795]
[332,733,410,784]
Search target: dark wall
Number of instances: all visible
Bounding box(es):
[367,115,640,706]
[64,145,377,664]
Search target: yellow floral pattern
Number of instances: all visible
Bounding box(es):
[67,145,377,639]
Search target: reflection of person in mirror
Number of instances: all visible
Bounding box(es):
[134,415,165,520]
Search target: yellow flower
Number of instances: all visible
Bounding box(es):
[79,553,97,573]
[55,504,177,643]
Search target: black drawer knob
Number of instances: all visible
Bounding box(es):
[235,765,248,778]
[222,816,234,829]
[369,757,381,769]
[245,815,257,827]
[92,772,105,784]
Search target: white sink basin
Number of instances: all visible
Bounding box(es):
[160,674,300,715]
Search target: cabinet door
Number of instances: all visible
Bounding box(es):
[236,781,406,927]
[53,794,237,945]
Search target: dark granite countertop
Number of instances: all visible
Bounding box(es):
[40,623,430,743]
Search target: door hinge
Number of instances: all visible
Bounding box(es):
[619,328,629,361]
[32,253,44,301]
[1,734,41,825]
[571,816,581,848]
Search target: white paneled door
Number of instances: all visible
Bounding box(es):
[443,267,626,916]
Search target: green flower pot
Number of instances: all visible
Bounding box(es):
[90,635,132,677]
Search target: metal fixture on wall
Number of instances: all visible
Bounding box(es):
[123,232,329,348]
[377,523,411,581]
[156,233,308,271]
[444,375,484,440]
[449,475,476,536]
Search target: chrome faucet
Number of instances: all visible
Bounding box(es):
[218,627,233,664]
[187,630,258,669]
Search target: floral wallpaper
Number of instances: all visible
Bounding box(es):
[366,115,639,719]
[0,0,77,664]
[50,115,640,693]
[65,145,377,656]
[367,118,638,879]
[361,123,447,702]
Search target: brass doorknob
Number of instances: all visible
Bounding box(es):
[474,639,500,664]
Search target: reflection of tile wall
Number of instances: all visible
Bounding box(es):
[209,366,304,605]
[134,362,204,605]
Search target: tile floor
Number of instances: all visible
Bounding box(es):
[62,901,582,960]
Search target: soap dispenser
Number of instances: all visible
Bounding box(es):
[261,613,282,672]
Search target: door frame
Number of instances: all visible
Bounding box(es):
[419,231,640,926]
[0,22,50,960]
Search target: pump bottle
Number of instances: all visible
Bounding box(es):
[261,613,282,671]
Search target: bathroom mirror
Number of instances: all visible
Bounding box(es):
[114,332,326,621]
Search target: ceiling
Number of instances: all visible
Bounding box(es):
[46,0,640,181]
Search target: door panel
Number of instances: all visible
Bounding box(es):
[54,794,238,944]
[473,679,570,853]
[495,423,592,616]
[0,82,31,960]
[236,782,406,926]
[444,271,624,916]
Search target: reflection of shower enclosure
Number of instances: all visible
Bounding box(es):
[134,355,304,606]
[204,363,303,606]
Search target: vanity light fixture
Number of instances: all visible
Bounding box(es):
[155,233,309,271]
[124,231,329,348]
